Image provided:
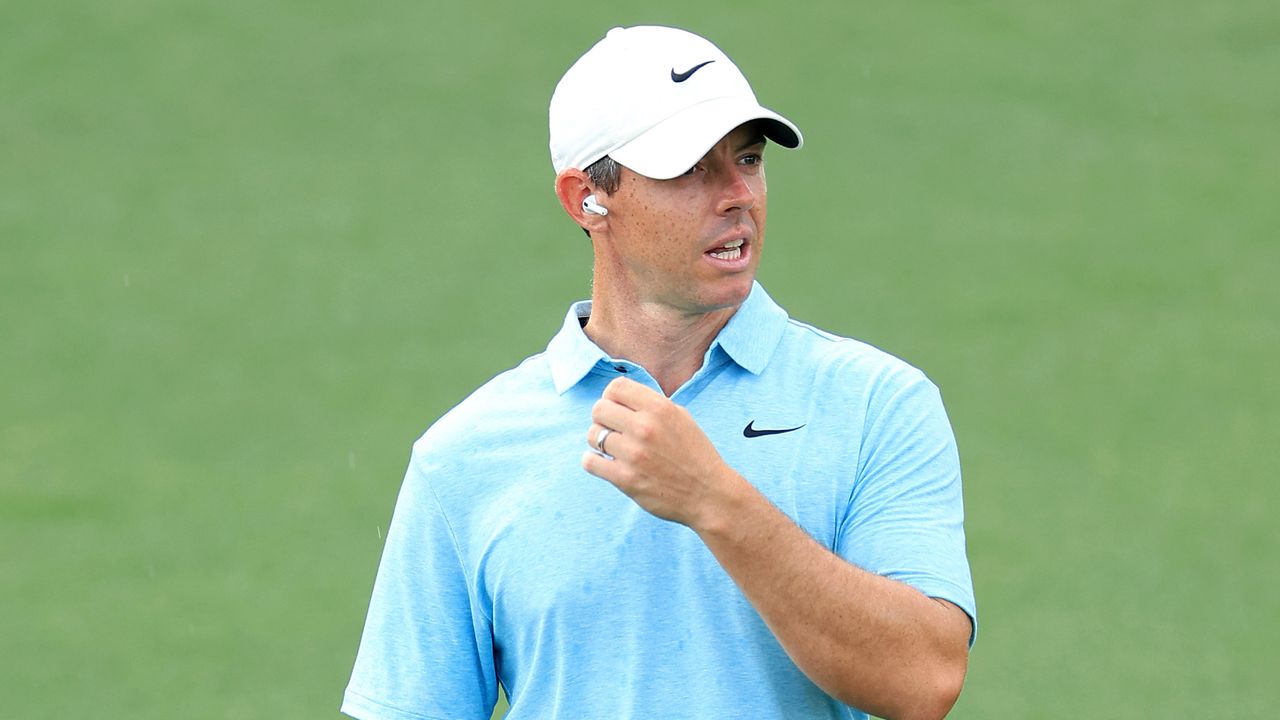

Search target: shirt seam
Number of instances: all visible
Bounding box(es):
[855,367,929,477]
[419,459,495,626]
[785,317,848,343]
[839,366,931,536]
[344,689,456,720]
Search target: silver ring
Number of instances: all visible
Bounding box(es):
[594,427,612,454]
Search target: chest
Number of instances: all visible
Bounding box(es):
[459,396,856,631]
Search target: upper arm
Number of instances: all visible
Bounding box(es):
[836,371,978,645]
[342,452,498,720]
[933,597,976,654]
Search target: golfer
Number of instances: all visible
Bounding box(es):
[343,25,976,720]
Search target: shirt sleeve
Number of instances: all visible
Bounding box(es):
[342,449,498,720]
[834,369,977,645]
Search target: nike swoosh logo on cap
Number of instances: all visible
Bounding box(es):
[743,421,806,438]
[671,60,714,83]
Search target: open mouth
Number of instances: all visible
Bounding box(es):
[706,238,745,261]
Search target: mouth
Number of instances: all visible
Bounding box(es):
[706,237,746,262]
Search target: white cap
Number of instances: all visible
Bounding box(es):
[549,26,803,180]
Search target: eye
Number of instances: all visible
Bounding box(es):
[739,153,763,167]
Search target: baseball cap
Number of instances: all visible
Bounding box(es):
[549,25,803,180]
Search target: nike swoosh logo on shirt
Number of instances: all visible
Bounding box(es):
[743,421,806,438]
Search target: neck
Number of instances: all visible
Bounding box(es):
[584,293,740,396]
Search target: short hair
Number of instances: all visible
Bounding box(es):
[585,155,622,195]
[581,155,622,237]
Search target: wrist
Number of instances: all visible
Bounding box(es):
[691,467,758,540]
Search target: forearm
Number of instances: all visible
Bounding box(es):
[581,378,971,717]
[693,471,970,720]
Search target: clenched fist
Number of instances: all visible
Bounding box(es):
[583,377,745,530]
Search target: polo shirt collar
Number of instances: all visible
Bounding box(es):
[545,281,789,394]
[546,298,607,394]
[713,281,789,375]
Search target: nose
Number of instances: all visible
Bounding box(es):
[716,167,755,215]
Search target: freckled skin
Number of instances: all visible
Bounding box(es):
[594,122,768,319]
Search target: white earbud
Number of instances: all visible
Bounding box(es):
[582,194,609,216]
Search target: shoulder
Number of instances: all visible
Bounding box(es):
[394,351,566,519]
[764,317,953,449]
[774,317,934,397]
[412,351,555,458]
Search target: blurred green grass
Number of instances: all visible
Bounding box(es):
[2,0,1277,718]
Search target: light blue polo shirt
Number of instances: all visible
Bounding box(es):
[343,282,975,720]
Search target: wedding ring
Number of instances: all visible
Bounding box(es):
[594,427,612,454]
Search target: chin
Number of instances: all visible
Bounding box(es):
[697,275,756,312]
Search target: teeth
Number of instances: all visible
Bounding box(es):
[707,238,746,261]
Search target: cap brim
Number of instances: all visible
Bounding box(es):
[609,97,803,180]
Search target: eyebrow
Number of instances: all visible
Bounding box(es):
[735,134,768,152]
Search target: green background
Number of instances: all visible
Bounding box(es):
[3,0,1277,717]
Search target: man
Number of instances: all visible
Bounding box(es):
[343,25,975,720]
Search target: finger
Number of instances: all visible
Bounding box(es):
[602,376,664,410]
[586,422,638,464]
[586,422,633,458]
[582,450,624,484]
[591,397,637,432]
[585,423,615,454]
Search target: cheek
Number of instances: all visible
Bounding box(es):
[637,196,697,239]
[632,207,685,245]
[751,192,767,229]
[655,209,699,260]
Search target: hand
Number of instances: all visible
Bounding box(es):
[583,377,741,529]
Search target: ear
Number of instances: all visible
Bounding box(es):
[555,169,609,235]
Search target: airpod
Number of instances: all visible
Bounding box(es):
[582,194,609,216]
